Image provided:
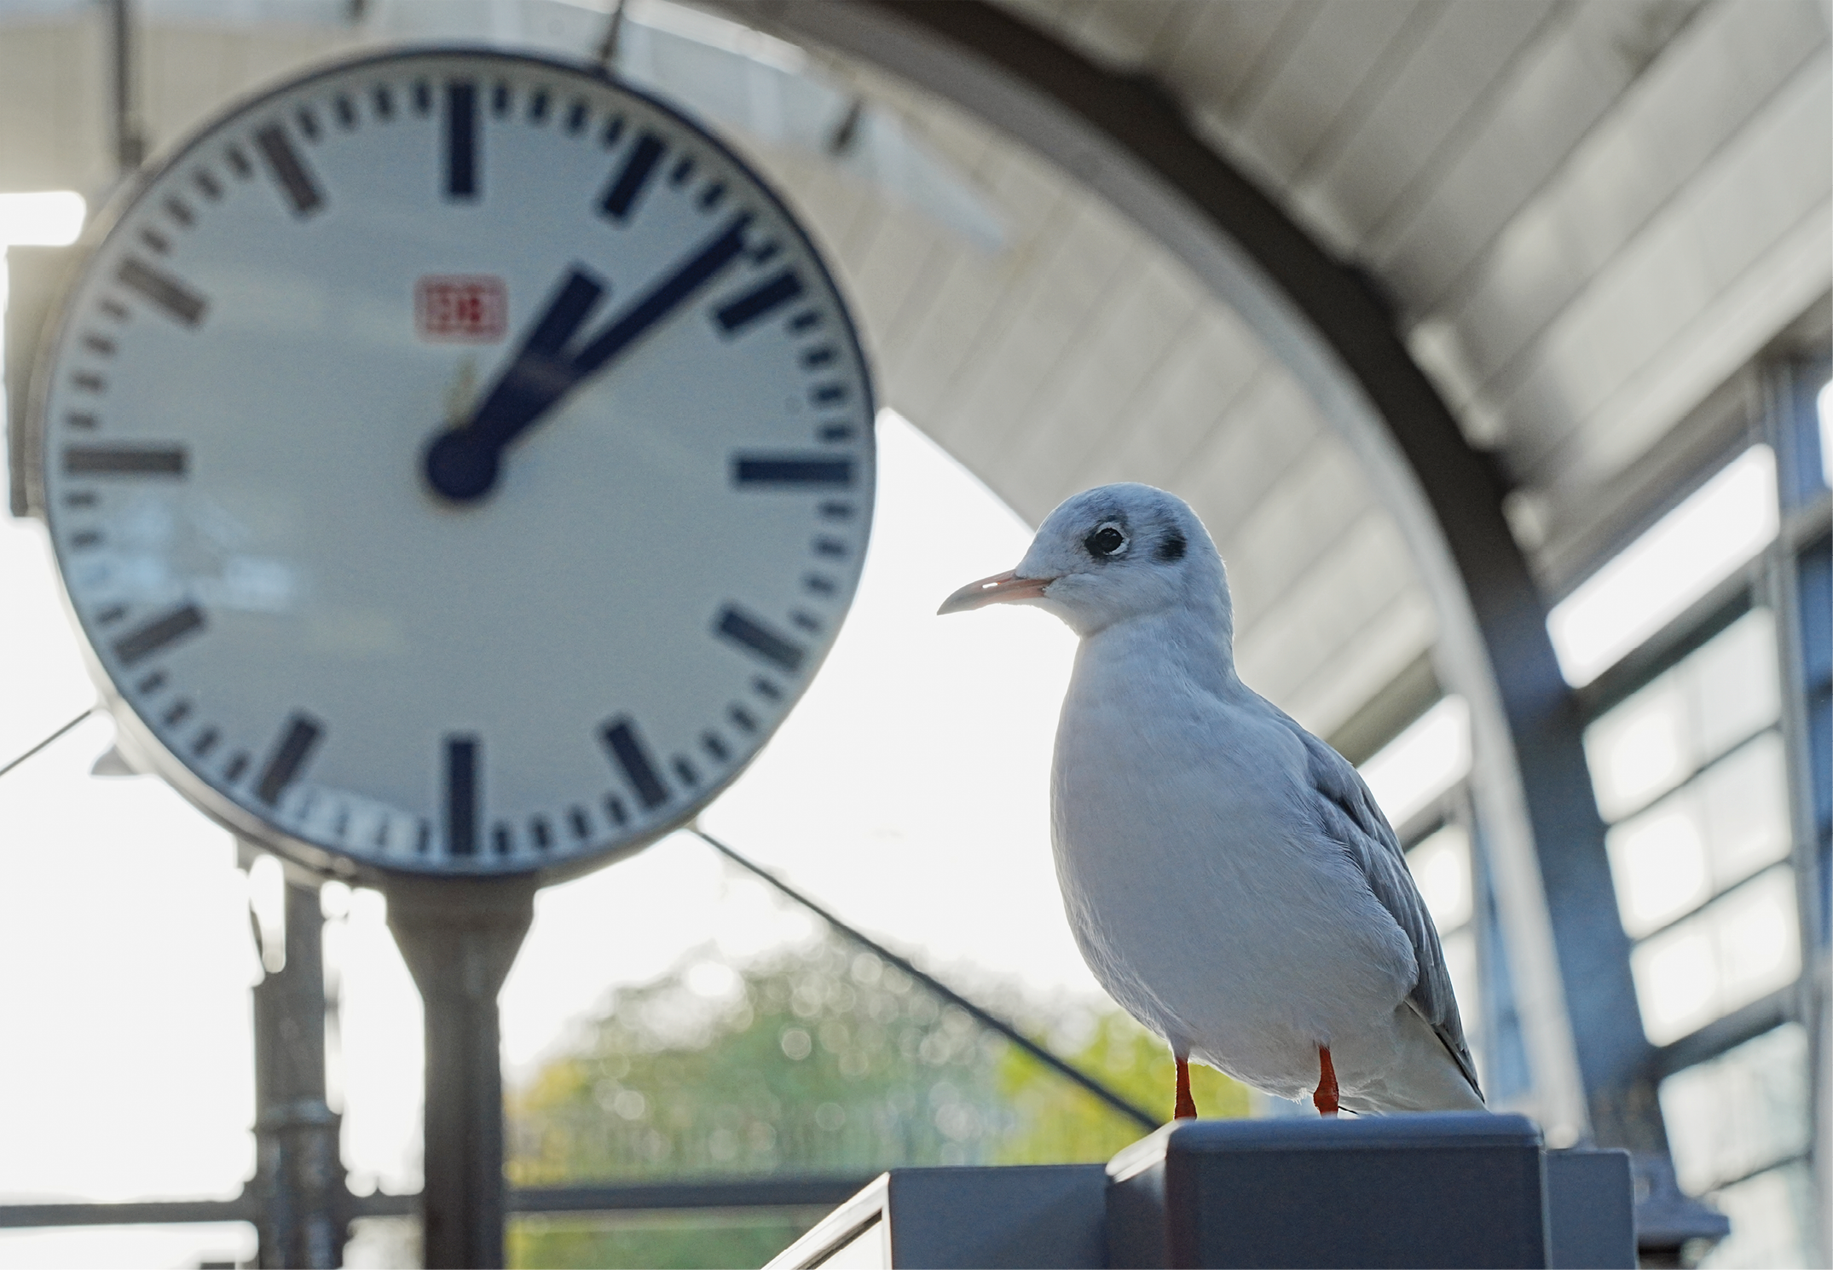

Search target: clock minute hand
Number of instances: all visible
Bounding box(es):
[423,212,754,504]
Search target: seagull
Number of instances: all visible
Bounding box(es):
[940,483,1484,1119]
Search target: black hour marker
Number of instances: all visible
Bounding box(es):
[63,492,97,508]
[445,735,479,856]
[164,197,193,228]
[715,269,804,334]
[820,501,854,519]
[750,242,780,266]
[599,131,665,221]
[334,94,357,129]
[117,257,207,328]
[752,677,782,701]
[701,732,729,761]
[803,573,835,595]
[100,299,128,321]
[65,412,97,429]
[373,84,395,119]
[491,82,510,116]
[801,345,835,368]
[531,817,552,849]
[163,700,190,726]
[732,454,853,487]
[601,116,624,147]
[818,423,855,443]
[811,383,847,405]
[814,536,848,558]
[566,100,588,133]
[603,794,627,826]
[529,89,550,122]
[569,806,591,839]
[729,705,757,733]
[70,531,101,549]
[789,309,821,332]
[254,124,325,217]
[445,81,478,200]
[412,80,432,114]
[699,182,726,209]
[140,228,170,255]
[296,106,321,141]
[670,156,695,185]
[113,602,205,666]
[64,445,186,477]
[600,717,668,810]
[715,605,806,673]
[672,756,698,786]
[136,671,167,694]
[417,820,432,853]
[492,824,511,855]
[194,728,219,756]
[226,752,250,782]
[194,170,222,200]
[256,712,323,806]
[792,610,821,632]
[97,604,126,625]
[83,334,116,356]
[72,372,105,392]
[226,145,253,178]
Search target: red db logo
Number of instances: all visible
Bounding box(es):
[416,276,507,342]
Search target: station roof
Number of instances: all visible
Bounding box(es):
[3,0,1826,742]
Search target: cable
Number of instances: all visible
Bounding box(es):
[0,709,96,784]
[690,824,1162,1131]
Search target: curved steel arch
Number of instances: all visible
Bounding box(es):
[713,0,1666,1154]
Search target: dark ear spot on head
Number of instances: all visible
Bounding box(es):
[1158,531,1187,562]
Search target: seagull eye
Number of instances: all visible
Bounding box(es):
[1084,524,1127,558]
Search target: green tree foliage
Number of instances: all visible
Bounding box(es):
[507,931,1246,1268]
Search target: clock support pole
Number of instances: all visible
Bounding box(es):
[386,877,536,1270]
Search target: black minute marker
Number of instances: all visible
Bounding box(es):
[715,605,806,673]
[445,735,479,856]
[445,81,478,200]
[599,717,668,810]
[113,602,205,666]
[256,713,323,806]
[715,269,804,334]
[116,258,207,327]
[254,124,325,217]
[598,132,665,221]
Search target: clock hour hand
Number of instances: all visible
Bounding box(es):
[423,212,753,504]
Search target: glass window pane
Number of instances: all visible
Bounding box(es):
[1406,823,1473,933]
[1699,1161,1816,1269]
[1714,869,1800,1008]
[1698,732,1791,889]
[1631,868,1800,1045]
[1607,790,1712,937]
[1632,918,1719,1045]
[1587,678,1692,821]
[1585,608,1783,825]
[1686,609,1780,763]
[1659,1024,1810,1194]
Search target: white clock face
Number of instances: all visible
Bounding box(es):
[37,49,874,880]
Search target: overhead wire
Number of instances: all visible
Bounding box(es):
[690,823,1163,1132]
[0,708,96,784]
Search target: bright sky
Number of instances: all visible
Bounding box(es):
[0,400,1090,1267]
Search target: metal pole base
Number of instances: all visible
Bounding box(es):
[385,876,535,1270]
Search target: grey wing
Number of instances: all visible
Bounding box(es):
[1290,723,1483,1100]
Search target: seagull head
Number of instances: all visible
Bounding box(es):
[938,483,1230,639]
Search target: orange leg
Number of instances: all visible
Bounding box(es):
[1312,1045,1339,1117]
[1174,1055,1198,1120]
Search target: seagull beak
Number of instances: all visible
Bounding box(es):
[937,569,1054,615]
